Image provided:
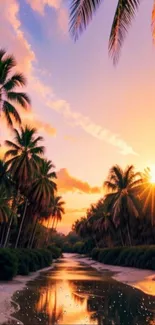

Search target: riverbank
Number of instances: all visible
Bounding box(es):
[74,254,155,296]
[0,265,54,324]
[1,254,155,324]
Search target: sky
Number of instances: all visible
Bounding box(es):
[0,0,155,234]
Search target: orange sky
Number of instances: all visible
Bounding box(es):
[1,0,155,233]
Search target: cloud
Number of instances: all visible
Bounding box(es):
[26,0,68,35]
[48,100,138,156]
[57,168,101,194]
[57,7,68,35]
[26,0,61,13]
[64,135,77,142]
[66,208,87,214]
[0,0,136,156]
[0,0,35,75]
[21,111,56,136]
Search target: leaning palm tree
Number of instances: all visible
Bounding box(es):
[4,126,45,248]
[0,49,30,126]
[70,0,155,63]
[104,165,142,245]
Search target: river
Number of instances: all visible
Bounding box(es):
[4,253,155,325]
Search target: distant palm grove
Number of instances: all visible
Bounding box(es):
[72,165,155,251]
[0,49,65,251]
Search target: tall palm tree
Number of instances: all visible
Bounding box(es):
[104,164,142,245]
[70,0,154,63]
[29,159,57,211]
[0,189,11,224]
[0,159,13,195]
[4,126,45,248]
[45,196,65,246]
[51,196,65,230]
[0,49,30,126]
[28,159,57,248]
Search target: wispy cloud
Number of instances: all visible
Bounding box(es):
[1,0,136,156]
[48,100,138,155]
[57,168,101,194]
[21,111,56,136]
[26,0,68,34]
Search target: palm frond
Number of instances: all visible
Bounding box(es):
[0,55,16,84]
[0,49,6,61]
[3,73,27,91]
[3,101,21,124]
[5,140,20,151]
[70,0,103,40]
[7,92,31,108]
[152,1,155,44]
[109,0,140,64]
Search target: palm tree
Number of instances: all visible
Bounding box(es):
[104,165,142,245]
[45,196,65,246]
[4,126,45,248]
[29,159,57,210]
[139,167,155,226]
[0,188,12,247]
[28,159,57,248]
[70,0,154,63]
[51,196,65,230]
[0,189,11,224]
[0,49,30,126]
[0,159,13,195]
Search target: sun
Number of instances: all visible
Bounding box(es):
[149,165,155,184]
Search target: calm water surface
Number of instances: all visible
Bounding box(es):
[6,254,155,325]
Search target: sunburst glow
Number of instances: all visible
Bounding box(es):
[150,165,155,184]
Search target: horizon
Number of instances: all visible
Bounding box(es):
[1,0,155,234]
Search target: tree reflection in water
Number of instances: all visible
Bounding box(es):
[10,256,155,325]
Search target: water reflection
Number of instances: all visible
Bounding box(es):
[10,254,155,325]
[36,281,97,324]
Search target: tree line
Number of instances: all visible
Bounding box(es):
[0,49,64,249]
[72,165,155,249]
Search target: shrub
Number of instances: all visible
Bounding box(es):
[47,246,62,259]
[91,246,155,271]
[0,249,18,280]
[91,248,100,260]
[73,241,84,254]
[0,247,54,281]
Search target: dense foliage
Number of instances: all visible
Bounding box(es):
[72,165,155,251]
[0,246,62,281]
[91,246,155,270]
[0,50,65,252]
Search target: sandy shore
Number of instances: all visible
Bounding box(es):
[0,265,54,325]
[75,255,155,296]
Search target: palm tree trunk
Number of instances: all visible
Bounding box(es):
[3,188,19,248]
[0,223,6,247]
[126,221,132,246]
[120,228,125,246]
[14,199,28,248]
[3,215,14,248]
[28,216,38,248]
[46,217,55,246]
[29,218,38,249]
